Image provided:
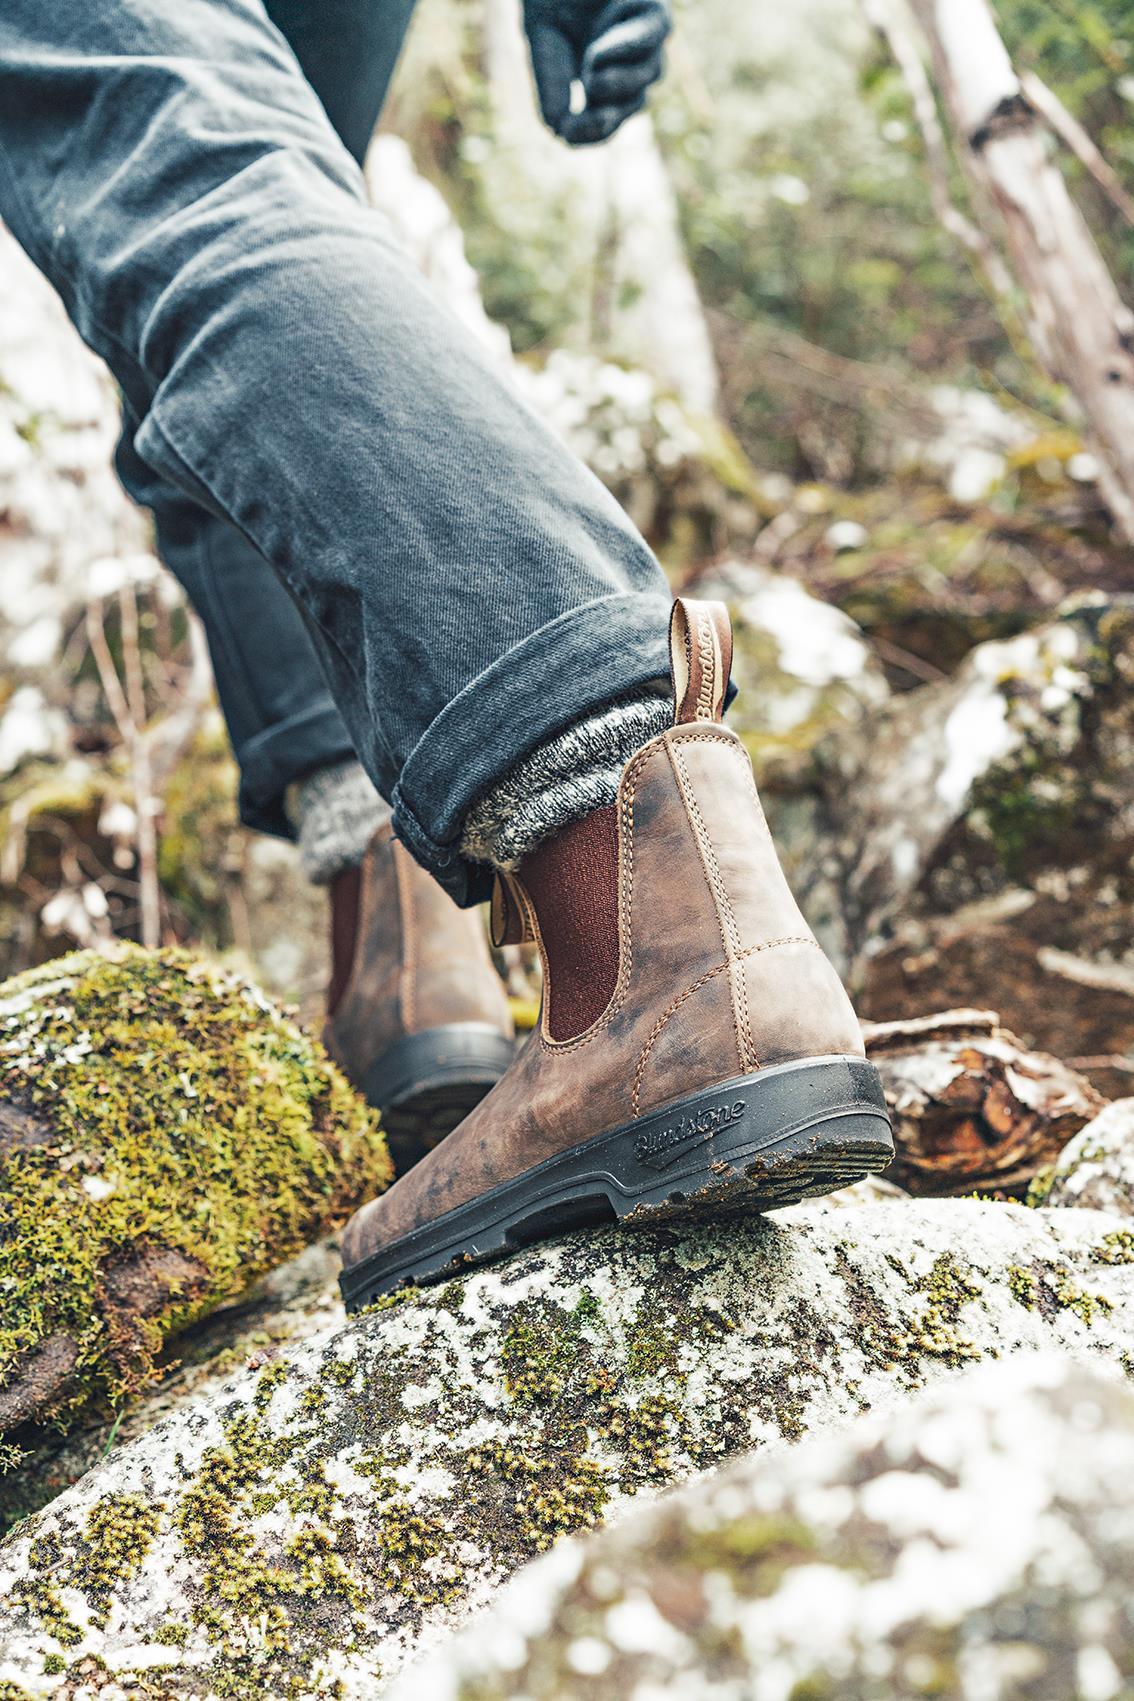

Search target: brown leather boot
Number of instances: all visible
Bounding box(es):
[340,598,892,1306]
[324,825,514,1175]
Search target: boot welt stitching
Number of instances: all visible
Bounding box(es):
[668,738,756,1074]
[631,935,819,1119]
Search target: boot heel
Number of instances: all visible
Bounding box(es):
[362,1025,516,1175]
[608,1055,893,1220]
[340,1055,892,1306]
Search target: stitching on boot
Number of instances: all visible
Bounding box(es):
[394,842,417,1034]
[538,737,666,1053]
[631,936,818,1118]
[667,739,756,1073]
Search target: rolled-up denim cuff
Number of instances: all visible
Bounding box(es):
[391,592,673,906]
[235,697,358,840]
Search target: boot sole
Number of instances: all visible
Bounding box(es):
[340,1054,893,1309]
[362,1025,515,1176]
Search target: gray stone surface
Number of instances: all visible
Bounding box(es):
[1043,1098,1134,1217]
[395,1353,1134,1701]
[1,1198,1133,1696]
[798,602,1134,1101]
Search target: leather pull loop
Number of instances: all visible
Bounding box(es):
[669,596,732,725]
[491,871,537,948]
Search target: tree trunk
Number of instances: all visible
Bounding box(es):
[904,0,1134,540]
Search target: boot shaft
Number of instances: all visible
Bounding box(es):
[498,601,863,1085]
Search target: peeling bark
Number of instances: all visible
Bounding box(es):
[0,1335,79,1433]
[866,1008,1106,1195]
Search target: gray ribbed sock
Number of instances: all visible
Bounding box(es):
[460,689,671,870]
[287,759,391,886]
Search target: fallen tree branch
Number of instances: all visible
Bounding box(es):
[864,1007,1106,1195]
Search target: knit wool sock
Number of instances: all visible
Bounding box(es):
[459,689,671,870]
[288,759,391,886]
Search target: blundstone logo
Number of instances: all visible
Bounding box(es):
[635,1100,747,1170]
[694,612,717,720]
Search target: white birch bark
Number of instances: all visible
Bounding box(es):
[906,0,1134,540]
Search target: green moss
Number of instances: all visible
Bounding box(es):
[1007,1265,1037,1308]
[464,1437,610,1553]
[968,750,1083,881]
[1025,1166,1058,1208]
[322,1358,359,1389]
[787,1680,838,1701]
[571,1290,601,1322]
[688,1511,817,1577]
[253,1362,289,1410]
[0,945,389,1435]
[13,1581,82,1648]
[1049,1268,1114,1328]
[602,1393,689,1480]
[0,1444,25,1477]
[437,1280,467,1313]
[500,1312,580,1405]
[367,1501,459,1606]
[904,1254,983,1366]
[41,1654,66,1675]
[1093,1230,1134,1267]
[357,1289,415,1316]
[78,1493,161,1599]
[154,1621,189,1647]
[625,1319,677,1381]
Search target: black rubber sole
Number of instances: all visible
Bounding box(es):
[362,1025,515,1176]
[341,1054,894,1310]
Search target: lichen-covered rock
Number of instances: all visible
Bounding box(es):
[692,555,890,959]
[1039,1099,1134,1218]
[698,556,889,775]
[802,601,1134,1100]
[0,1237,346,1539]
[0,1198,1132,1696]
[864,1008,1106,1196]
[0,946,389,1442]
[396,1353,1134,1701]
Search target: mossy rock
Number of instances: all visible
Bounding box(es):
[0,945,389,1440]
[398,1356,1134,1700]
[0,1198,1132,1694]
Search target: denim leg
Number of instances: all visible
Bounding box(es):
[0,0,672,906]
[121,0,418,839]
[146,491,359,838]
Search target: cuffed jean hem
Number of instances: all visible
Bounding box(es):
[235,697,359,840]
[391,591,673,906]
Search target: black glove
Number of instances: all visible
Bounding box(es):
[522,0,671,146]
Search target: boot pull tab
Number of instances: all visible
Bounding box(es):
[491,870,537,948]
[669,596,732,725]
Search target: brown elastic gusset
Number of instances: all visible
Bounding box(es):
[327,861,363,1018]
[518,803,620,1043]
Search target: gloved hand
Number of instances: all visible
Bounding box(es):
[522,0,671,146]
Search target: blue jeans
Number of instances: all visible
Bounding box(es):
[0,0,671,904]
